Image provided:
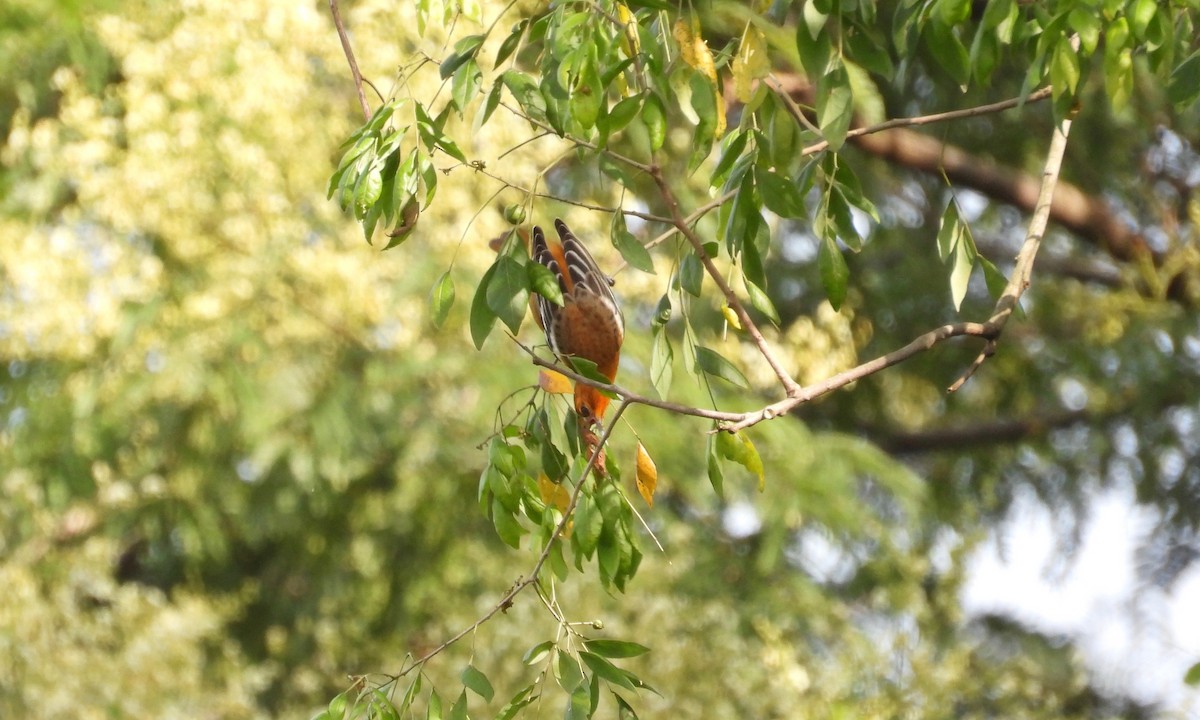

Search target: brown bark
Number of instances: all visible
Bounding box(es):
[851,128,1156,265]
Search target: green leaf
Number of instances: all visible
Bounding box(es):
[495,684,537,720]
[706,433,725,497]
[642,92,667,151]
[1049,38,1081,98]
[599,153,639,188]
[744,279,780,325]
[584,639,651,659]
[558,651,585,692]
[372,690,401,720]
[354,163,383,216]
[580,651,637,691]
[469,263,498,349]
[564,684,591,720]
[754,166,806,218]
[650,327,673,400]
[491,494,524,547]
[687,75,718,171]
[401,677,423,712]
[485,256,529,334]
[571,50,603,131]
[926,18,970,87]
[939,201,977,311]
[845,25,894,80]
[816,62,853,151]
[615,693,639,719]
[566,357,615,396]
[495,20,527,67]
[327,691,349,720]
[1104,19,1133,111]
[502,70,547,124]
[1128,0,1156,40]
[818,234,849,310]
[1185,661,1200,686]
[612,229,654,273]
[573,491,603,557]
[451,58,482,114]
[935,0,971,25]
[522,640,555,666]
[440,34,485,79]
[527,261,564,307]
[427,690,443,720]
[599,95,643,147]
[612,214,655,273]
[710,130,749,190]
[798,1,831,76]
[1068,8,1101,55]
[679,253,703,296]
[694,346,749,388]
[1168,51,1200,108]
[936,200,961,261]
[461,665,494,702]
[429,271,455,329]
[449,690,468,720]
[979,255,1008,299]
[715,430,766,491]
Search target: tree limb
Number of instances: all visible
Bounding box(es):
[329,0,372,121]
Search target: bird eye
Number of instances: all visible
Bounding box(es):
[579,405,593,420]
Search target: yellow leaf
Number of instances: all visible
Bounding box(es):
[732,24,769,103]
[714,91,727,138]
[721,305,742,330]
[538,472,570,512]
[675,17,717,83]
[539,369,572,395]
[616,3,639,59]
[635,442,658,506]
[741,433,765,492]
[674,16,724,137]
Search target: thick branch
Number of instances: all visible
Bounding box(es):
[852,127,1154,266]
[873,408,1092,454]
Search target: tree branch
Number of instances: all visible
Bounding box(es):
[329,0,372,121]
[649,166,803,398]
[871,408,1093,454]
[852,126,1154,267]
[946,108,1074,389]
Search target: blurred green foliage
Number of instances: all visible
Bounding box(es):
[1,0,1197,718]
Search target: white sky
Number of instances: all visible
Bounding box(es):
[961,485,1200,716]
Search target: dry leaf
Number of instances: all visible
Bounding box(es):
[635,442,658,506]
[732,24,769,103]
[539,369,572,395]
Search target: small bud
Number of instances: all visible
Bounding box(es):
[503,203,527,225]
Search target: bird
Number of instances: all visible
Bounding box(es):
[530,219,624,434]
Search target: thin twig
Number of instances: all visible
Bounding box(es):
[778,82,1055,158]
[649,166,803,398]
[470,165,673,224]
[499,101,656,176]
[611,189,737,275]
[521,342,745,423]
[329,0,372,121]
